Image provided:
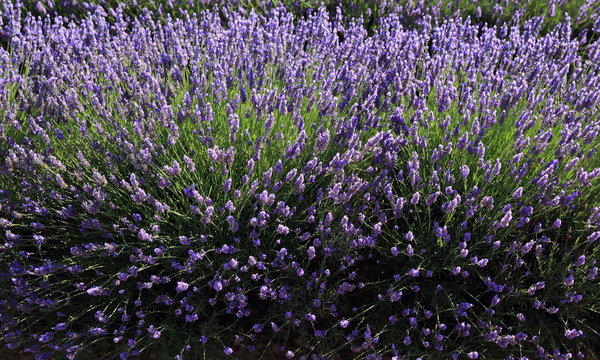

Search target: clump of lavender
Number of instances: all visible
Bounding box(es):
[17,0,600,37]
[0,1,599,360]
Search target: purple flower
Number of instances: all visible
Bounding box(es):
[407,268,420,277]
[305,313,316,322]
[277,224,290,235]
[307,246,316,260]
[480,196,494,209]
[39,332,53,343]
[86,286,103,296]
[512,187,523,199]
[176,281,189,293]
[213,280,223,291]
[179,236,191,246]
[552,219,562,229]
[573,255,586,267]
[252,324,264,333]
[564,274,575,286]
[185,314,199,323]
[588,267,598,281]
[223,178,232,193]
[411,192,420,205]
[564,329,584,339]
[406,244,414,256]
[409,317,418,328]
[314,330,326,337]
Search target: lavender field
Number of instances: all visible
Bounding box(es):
[1,1,599,359]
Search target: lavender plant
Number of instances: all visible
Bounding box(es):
[1,1,599,359]
[14,0,600,37]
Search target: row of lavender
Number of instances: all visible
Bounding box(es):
[1,1,599,359]
[14,0,600,37]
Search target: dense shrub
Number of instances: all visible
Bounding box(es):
[13,0,600,36]
[1,1,599,359]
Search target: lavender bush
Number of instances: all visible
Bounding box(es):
[1,1,599,359]
[14,0,600,37]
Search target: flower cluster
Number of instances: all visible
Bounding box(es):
[20,0,600,37]
[0,1,599,359]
